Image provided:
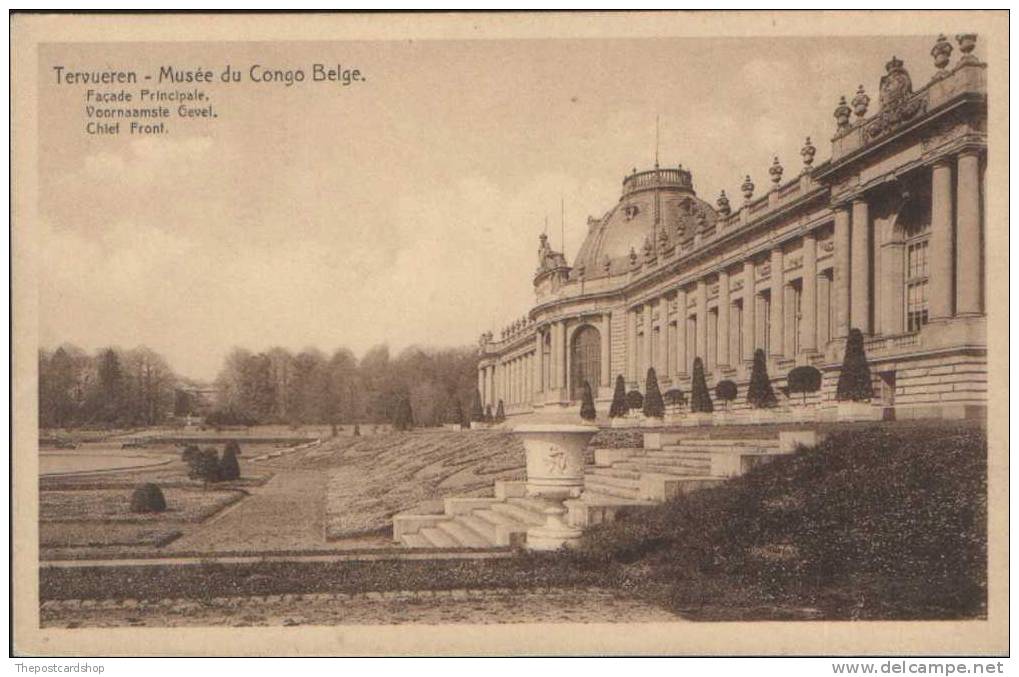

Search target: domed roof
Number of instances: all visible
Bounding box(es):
[572,165,719,280]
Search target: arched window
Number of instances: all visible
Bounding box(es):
[570,325,601,401]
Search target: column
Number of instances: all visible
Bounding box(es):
[674,288,688,377]
[563,325,572,398]
[769,247,784,357]
[800,232,817,353]
[643,301,654,383]
[626,308,637,383]
[956,151,982,315]
[880,218,904,335]
[600,313,611,387]
[833,206,851,338]
[717,270,730,367]
[478,367,486,407]
[850,198,871,334]
[658,307,670,378]
[534,331,543,395]
[695,279,707,364]
[743,260,756,360]
[556,322,567,395]
[930,159,954,320]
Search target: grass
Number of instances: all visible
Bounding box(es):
[561,422,987,620]
[262,430,526,539]
[40,488,245,524]
[40,522,182,549]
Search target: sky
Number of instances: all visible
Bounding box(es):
[37,35,940,381]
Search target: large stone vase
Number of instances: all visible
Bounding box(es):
[511,423,599,551]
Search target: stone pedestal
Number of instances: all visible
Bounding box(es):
[512,423,599,551]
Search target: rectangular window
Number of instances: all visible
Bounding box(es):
[731,300,743,362]
[759,292,771,356]
[707,308,718,370]
[906,239,930,332]
[790,281,802,355]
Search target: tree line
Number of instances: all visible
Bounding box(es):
[39,345,176,428]
[40,342,481,431]
[211,344,479,428]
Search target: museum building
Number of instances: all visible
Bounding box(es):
[478,36,987,421]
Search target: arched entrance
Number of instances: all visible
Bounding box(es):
[570,325,601,401]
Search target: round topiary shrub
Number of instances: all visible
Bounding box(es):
[626,390,644,411]
[715,380,738,409]
[836,328,874,402]
[219,446,241,481]
[689,357,714,413]
[788,365,823,405]
[181,444,200,465]
[579,380,597,421]
[642,368,665,419]
[130,483,167,513]
[188,448,222,484]
[664,388,686,407]
[608,375,629,418]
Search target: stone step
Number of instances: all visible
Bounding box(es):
[568,493,656,528]
[635,462,709,477]
[400,533,431,548]
[437,519,495,548]
[582,476,639,500]
[639,455,711,470]
[473,509,531,547]
[667,440,779,450]
[490,501,546,526]
[644,451,711,464]
[456,514,499,543]
[587,466,641,480]
[583,472,640,490]
[508,496,557,515]
[420,526,460,548]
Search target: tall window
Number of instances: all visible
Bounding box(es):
[906,238,930,332]
[791,280,802,355]
[542,332,551,391]
[731,300,743,361]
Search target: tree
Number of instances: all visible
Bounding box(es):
[391,390,414,431]
[690,357,714,413]
[715,380,738,410]
[626,390,644,411]
[446,398,465,426]
[97,348,124,423]
[747,349,777,409]
[494,399,506,423]
[643,368,664,418]
[836,328,874,402]
[788,365,823,405]
[579,381,596,421]
[609,375,629,418]
[188,448,222,485]
[129,483,167,513]
[470,389,484,422]
[219,446,241,481]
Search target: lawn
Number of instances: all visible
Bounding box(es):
[40,487,245,524]
[40,522,182,549]
[562,422,987,620]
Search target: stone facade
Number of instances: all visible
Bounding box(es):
[479,38,987,421]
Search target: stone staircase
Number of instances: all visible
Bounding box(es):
[394,430,814,548]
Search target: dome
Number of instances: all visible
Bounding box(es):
[572,165,719,280]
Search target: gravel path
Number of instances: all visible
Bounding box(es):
[41,588,681,627]
[166,470,388,552]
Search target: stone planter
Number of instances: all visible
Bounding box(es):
[511,423,599,551]
[686,412,713,426]
[608,416,631,428]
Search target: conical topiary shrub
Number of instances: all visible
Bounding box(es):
[224,439,242,457]
[392,391,414,431]
[219,446,241,481]
[495,399,506,423]
[643,368,665,419]
[130,483,167,513]
[447,397,464,426]
[747,348,777,409]
[836,328,874,402]
[484,404,493,423]
[608,375,628,418]
[470,388,484,422]
[715,380,738,410]
[579,380,596,421]
[353,423,361,437]
[690,357,714,413]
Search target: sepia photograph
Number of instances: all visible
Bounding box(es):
[10,10,1008,658]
